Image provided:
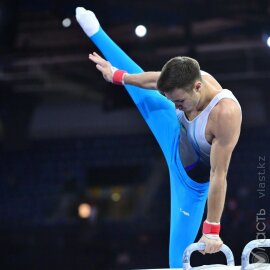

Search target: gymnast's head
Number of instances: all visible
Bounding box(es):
[157,56,202,94]
[157,56,204,111]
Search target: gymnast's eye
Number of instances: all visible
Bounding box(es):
[175,99,184,104]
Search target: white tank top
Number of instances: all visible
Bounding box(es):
[176,83,241,173]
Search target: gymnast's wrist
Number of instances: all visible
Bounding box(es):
[202,220,221,235]
[111,66,127,85]
[203,233,220,240]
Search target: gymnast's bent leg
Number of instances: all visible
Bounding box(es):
[76,8,209,268]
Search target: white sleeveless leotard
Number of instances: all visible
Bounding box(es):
[176,72,241,180]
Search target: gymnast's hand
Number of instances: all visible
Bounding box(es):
[198,234,223,255]
[89,52,114,83]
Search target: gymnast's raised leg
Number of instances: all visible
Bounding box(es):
[76,8,209,268]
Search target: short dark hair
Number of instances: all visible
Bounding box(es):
[157,56,202,93]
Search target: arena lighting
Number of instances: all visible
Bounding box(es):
[111,192,121,202]
[267,36,270,48]
[262,33,270,48]
[78,203,92,219]
[135,25,147,37]
[62,18,71,28]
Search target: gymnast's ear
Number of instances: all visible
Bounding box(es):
[194,80,202,92]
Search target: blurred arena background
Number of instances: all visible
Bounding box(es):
[0,0,270,269]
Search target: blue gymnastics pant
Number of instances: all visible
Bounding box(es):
[90,27,209,268]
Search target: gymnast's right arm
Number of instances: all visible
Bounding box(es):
[89,52,160,89]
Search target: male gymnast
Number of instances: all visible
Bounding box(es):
[75,7,242,268]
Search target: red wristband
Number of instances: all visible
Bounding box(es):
[112,69,126,85]
[203,220,221,235]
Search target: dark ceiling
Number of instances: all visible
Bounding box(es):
[0,0,270,106]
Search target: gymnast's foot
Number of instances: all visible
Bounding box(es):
[75,7,100,37]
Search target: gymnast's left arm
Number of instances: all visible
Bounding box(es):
[199,99,242,254]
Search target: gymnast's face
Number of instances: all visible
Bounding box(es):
[165,81,202,112]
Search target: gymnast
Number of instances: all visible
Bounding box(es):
[75,7,242,268]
